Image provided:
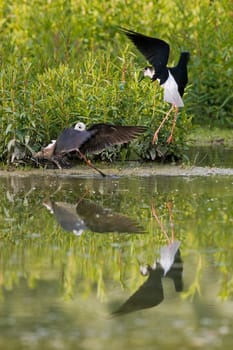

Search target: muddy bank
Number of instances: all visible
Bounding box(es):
[1,163,233,178]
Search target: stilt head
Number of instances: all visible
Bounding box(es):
[139,66,155,81]
[74,122,86,131]
[141,66,155,80]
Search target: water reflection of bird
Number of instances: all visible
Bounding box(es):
[112,263,164,315]
[151,201,183,284]
[75,197,143,233]
[34,122,147,176]
[120,28,190,144]
[43,198,143,235]
[43,201,86,236]
[112,248,182,316]
[165,247,183,292]
[112,201,183,315]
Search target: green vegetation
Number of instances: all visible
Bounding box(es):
[0,0,232,163]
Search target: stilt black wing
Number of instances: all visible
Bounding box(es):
[80,124,146,154]
[119,27,170,72]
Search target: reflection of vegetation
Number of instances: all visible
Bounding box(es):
[181,254,202,300]
[0,175,233,303]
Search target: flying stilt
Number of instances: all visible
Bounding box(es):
[119,28,190,144]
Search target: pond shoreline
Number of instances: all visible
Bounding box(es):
[1,163,233,178]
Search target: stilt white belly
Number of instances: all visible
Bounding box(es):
[159,240,181,276]
[161,71,184,107]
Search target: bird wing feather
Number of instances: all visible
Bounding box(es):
[80,124,146,154]
[76,198,143,233]
[112,269,164,315]
[120,28,170,72]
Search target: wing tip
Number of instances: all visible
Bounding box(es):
[117,26,140,38]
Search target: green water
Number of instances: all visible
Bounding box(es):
[0,174,233,349]
[186,145,233,168]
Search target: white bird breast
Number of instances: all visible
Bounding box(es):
[161,71,184,107]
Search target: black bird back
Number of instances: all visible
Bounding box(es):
[169,52,190,96]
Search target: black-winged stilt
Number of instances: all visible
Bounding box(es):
[120,28,190,144]
[34,122,146,176]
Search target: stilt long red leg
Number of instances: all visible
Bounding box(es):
[76,149,106,177]
[167,106,179,144]
[151,203,170,242]
[152,105,174,144]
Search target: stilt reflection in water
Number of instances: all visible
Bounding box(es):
[43,195,144,236]
[112,201,183,315]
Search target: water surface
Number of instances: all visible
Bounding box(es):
[0,173,233,349]
[186,144,233,168]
